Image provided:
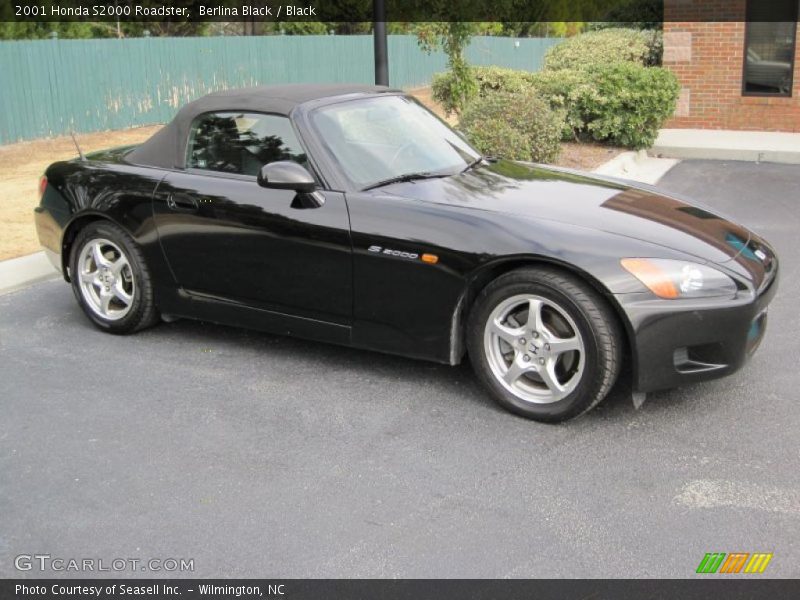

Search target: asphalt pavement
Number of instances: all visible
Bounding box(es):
[1,160,798,578]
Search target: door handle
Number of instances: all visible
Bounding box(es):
[166,193,198,212]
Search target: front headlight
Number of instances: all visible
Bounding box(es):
[620,258,737,299]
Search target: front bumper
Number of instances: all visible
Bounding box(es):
[616,267,778,393]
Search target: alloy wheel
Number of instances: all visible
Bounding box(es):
[483,293,585,404]
[77,238,135,321]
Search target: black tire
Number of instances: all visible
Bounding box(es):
[466,266,622,422]
[69,220,159,334]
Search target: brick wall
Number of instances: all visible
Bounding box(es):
[664,0,800,131]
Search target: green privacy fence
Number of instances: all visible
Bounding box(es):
[0,34,561,144]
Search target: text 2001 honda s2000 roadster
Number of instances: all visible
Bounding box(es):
[34,84,778,422]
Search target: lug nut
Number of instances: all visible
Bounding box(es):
[539,358,545,365]
[519,338,526,345]
[532,332,539,338]
[523,355,530,362]
[545,344,550,351]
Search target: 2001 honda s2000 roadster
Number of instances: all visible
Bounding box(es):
[35,84,778,422]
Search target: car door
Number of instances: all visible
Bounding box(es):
[152,111,352,332]
[345,190,470,364]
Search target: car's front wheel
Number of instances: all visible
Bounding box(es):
[69,221,159,334]
[467,267,622,422]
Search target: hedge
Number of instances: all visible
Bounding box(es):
[431,28,677,151]
[459,90,564,163]
[431,66,537,115]
[568,62,679,148]
[543,28,663,70]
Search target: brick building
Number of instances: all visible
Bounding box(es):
[663,0,800,131]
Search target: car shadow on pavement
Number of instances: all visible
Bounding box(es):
[129,314,705,425]
[6,281,726,428]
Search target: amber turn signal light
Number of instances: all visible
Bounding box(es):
[620,258,679,299]
[421,254,439,264]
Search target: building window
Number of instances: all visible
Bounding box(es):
[743,0,798,96]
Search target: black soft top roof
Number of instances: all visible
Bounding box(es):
[127,83,398,169]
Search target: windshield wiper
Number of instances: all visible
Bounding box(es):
[362,172,450,191]
[461,156,485,173]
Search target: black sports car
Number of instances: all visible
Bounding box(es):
[34,84,778,422]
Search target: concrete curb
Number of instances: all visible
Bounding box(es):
[593,149,679,185]
[652,129,800,165]
[0,251,59,296]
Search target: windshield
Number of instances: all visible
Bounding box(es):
[311,95,481,189]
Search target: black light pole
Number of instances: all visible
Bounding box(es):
[373,0,389,86]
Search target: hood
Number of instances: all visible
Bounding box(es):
[379,160,777,290]
[378,160,780,283]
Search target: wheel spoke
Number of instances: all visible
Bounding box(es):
[80,270,99,287]
[491,319,523,346]
[539,359,565,398]
[113,282,133,306]
[548,335,581,356]
[503,359,534,385]
[110,255,129,277]
[92,242,112,268]
[99,290,113,315]
[526,298,546,333]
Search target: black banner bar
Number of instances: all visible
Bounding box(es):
[2,579,800,600]
[3,0,800,23]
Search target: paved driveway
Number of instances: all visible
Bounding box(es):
[1,160,798,578]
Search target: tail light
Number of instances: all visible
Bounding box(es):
[38,175,48,199]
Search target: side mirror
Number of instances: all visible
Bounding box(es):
[257,161,316,193]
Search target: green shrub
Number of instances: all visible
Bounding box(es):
[429,69,477,116]
[431,71,465,116]
[543,28,655,70]
[432,29,677,151]
[526,69,592,139]
[432,66,537,115]
[641,29,664,66]
[569,62,679,148]
[471,66,537,95]
[522,61,679,148]
[459,90,564,163]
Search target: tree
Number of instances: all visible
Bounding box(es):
[500,22,586,37]
[589,0,664,29]
[0,20,209,40]
[416,23,479,115]
[275,22,331,35]
[0,22,102,40]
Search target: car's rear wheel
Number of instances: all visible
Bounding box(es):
[467,267,622,422]
[69,221,159,334]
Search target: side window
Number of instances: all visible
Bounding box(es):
[186,112,308,176]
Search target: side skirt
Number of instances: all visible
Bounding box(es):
[160,287,351,346]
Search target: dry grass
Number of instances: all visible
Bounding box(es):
[557,142,625,170]
[0,87,623,261]
[407,86,457,124]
